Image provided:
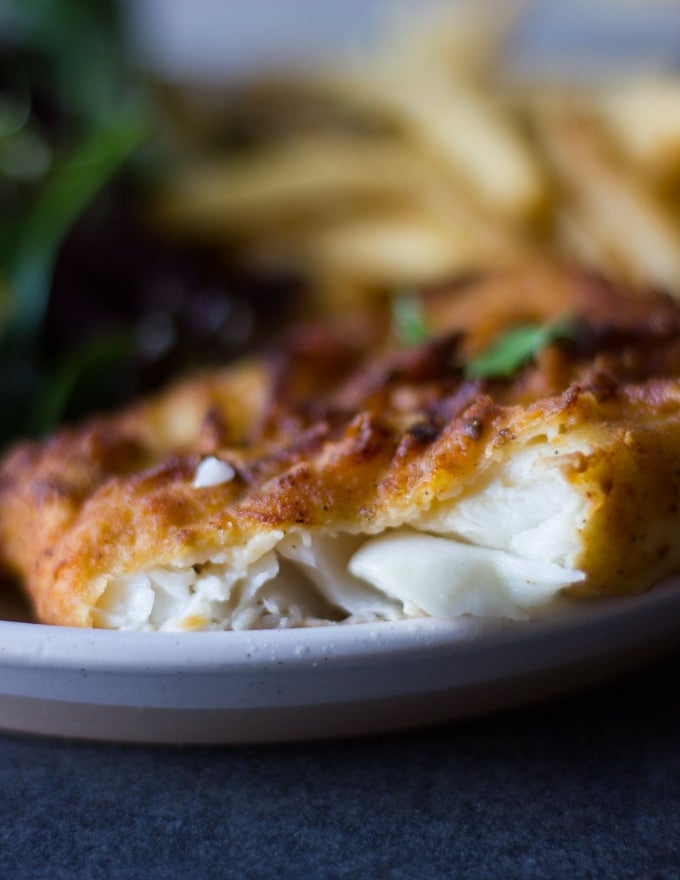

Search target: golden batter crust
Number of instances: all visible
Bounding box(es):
[3,263,680,626]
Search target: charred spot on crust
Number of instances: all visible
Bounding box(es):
[583,370,619,402]
[407,420,442,445]
[343,412,395,464]
[388,333,461,385]
[462,418,484,440]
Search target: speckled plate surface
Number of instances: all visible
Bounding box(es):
[0,579,678,743]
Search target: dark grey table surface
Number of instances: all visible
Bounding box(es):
[1,651,678,880]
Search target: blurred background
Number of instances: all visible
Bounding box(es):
[1,0,680,446]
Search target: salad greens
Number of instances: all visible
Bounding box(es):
[0,0,151,444]
[3,112,148,349]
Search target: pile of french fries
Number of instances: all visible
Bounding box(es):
[152,6,680,311]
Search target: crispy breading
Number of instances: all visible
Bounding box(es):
[3,264,680,628]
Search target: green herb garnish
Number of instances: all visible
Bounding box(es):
[392,293,430,346]
[465,315,577,380]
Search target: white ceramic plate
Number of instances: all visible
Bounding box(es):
[3,5,680,746]
[0,579,678,743]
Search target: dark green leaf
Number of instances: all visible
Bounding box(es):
[464,315,577,380]
[1,110,149,349]
[4,0,126,127]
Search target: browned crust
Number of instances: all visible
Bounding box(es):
[3,263,680,625]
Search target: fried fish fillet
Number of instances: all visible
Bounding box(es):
[3,264,680,630]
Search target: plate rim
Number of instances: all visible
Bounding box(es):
[0,579,678,741]
[1,575,679,673]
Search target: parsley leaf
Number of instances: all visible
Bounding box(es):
[464,315,577,380]
[392,293,430,346]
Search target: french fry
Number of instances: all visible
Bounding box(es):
[153,129,531,258]
[362,0,520,84]
[241,202,528,287]
[534,97,680,293]
[154,134,501,235]
[289,210,505,285]
[151,4,680,307]
[593,77,680,183]
[309,69,547,224]
[153,137,429,236]
[386,74,547,222]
